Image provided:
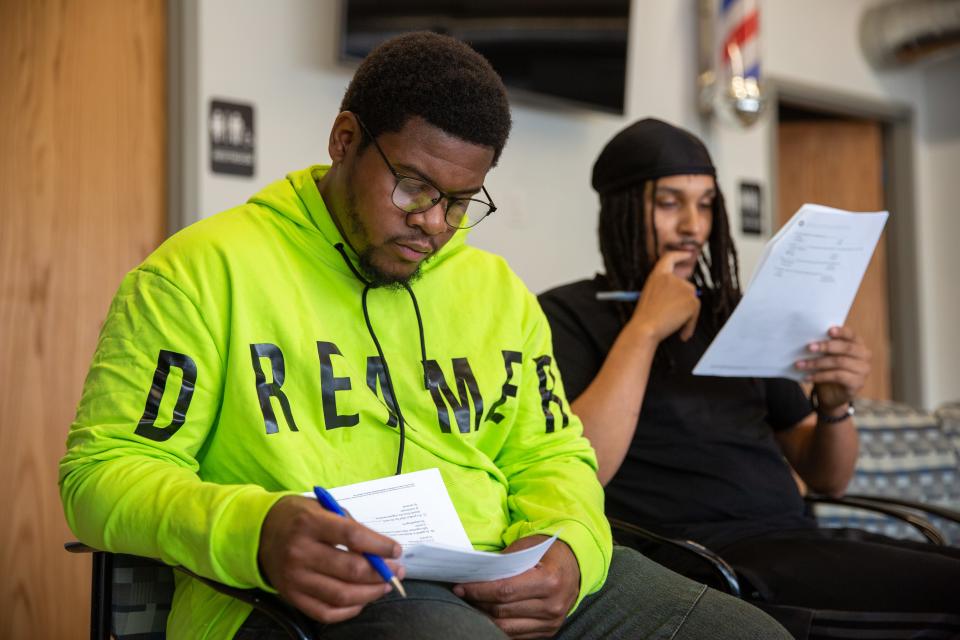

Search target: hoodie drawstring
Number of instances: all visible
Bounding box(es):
[334,243,428,476]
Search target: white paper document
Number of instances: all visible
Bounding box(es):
[306,468,556,582]
[325,468,473,550]
[399,534,558,583]
[692,203,888,379]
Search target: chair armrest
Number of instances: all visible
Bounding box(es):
[804,495,946,545]
[608,517,741,597]
[841,494,960,525]
[64,542,310,640]
[173,565,310,640]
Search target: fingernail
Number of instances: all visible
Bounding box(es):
[452,585,465,597]
[384,583,393,594]
[808,343,819,352]
[796,360,806,369]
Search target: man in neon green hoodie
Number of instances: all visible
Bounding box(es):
[60,32,790,639]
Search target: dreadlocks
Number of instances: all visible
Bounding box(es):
[597,178,742,334]
[591,118,742,341]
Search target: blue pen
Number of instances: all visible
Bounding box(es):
[313,486,407,597]
[596,289,701,302]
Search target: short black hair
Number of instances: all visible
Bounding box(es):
[340,31,512,165]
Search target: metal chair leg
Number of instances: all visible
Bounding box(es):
[90,550,113,640]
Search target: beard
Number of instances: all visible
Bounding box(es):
[357,247,424,289]
[343,189,426,289]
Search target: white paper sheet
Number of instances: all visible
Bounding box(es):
[306,468,556,582]
[399,534,558,583]
[693,203,888,379]
[325,468,473,550]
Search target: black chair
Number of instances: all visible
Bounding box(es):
[65,542,311,640]
[609,496,960,639]
[611,495,959,596]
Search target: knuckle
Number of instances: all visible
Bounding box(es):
[342,526,365,549]
[546,600,566,617]
[291,509,313,531]
[345,557,368,582]
[316,606,347,624]
[296,598,335,624]
[328,588,354,608]
[543,573,561,590]
[497,582,515,599]
[496,619,517,635]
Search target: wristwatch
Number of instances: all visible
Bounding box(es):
[811,390,855,423]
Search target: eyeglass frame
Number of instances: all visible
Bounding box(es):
[353,115,498,230]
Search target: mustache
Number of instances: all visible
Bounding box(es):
[391,234,438,252]
[666,239,703,251]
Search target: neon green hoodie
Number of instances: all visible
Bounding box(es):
[60,166,611,638]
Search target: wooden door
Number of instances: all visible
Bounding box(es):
[0,0,166,637]
[777,119,891,400]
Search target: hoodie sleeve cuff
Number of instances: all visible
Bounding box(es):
[209,489,300,593]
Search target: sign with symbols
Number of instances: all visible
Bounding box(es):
[209,99,255,176]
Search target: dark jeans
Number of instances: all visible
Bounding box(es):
[638,527,960,639]
[235,546,791,639]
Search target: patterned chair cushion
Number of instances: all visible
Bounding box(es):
[936,401,960,454]
[814,398,960,544]
[112,553,174,639]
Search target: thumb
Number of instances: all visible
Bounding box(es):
[678,300,700,341]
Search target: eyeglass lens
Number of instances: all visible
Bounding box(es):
[393,177,489,228]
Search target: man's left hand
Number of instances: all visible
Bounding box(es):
[452,536,580,639]
[797,325,871,411]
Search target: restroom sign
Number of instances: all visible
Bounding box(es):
[210,99,255,176]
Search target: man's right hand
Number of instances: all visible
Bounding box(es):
[627,251,701,342]
[258,495,405,624]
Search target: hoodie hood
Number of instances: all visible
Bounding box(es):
[248,165,470,282]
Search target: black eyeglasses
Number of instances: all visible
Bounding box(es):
[355,116,497,230]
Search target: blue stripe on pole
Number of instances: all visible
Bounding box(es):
[745,62,760,79]
[721,0,737,14]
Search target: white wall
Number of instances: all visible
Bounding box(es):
[915,55,960,408]
[182,0,705,293]
[180,0,958,408]
[713,0,960,408]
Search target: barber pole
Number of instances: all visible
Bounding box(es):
[720,0,761,89]
[698,0,766,127]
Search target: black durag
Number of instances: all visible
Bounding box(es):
[591,118,716,195]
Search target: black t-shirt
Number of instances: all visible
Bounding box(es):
[539,276,817,548]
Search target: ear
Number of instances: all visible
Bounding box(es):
[328,111,360,164]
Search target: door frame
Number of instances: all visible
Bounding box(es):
[766,78,921,406]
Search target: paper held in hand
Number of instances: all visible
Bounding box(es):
[693,203,888,380]
[305,468,556,582]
